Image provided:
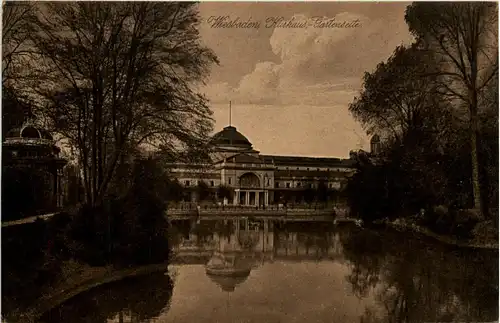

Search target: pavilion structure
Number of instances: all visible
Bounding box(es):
[3,120,67,217]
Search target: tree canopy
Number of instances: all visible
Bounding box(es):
[405,2,498,215]
[11,2,219,207]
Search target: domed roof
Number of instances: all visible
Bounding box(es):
[207,274,250,292]
[5,122,53,141]
[212,126,252,150]
[205,252,252,292]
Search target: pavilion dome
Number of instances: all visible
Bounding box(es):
[207,273,250,292]
[5,122,53,141]
[205,252,252,293]
[212,126,253,150]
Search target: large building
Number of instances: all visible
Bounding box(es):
[168,125,357,206]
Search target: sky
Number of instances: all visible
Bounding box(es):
[197,2,414,158]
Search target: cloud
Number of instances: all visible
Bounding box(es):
[203,12,413,107]
[236,62,281,105]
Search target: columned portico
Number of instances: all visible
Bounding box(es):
[234,189,269,206]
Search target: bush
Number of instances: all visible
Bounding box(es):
[471,220,498,244]
[2,219,63,309]
[64,157,171,267]
[451,209,481,240]
[217,185,233,203]
[422,206,480,240]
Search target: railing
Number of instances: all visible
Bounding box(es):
[2,212,57,227]
[167,202,342,210]
[166,204,349,217]
[4,137,54,146]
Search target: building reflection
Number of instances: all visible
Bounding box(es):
[170,218,345,266]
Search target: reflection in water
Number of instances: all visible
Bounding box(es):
[38,219,498,323]
[38,273,173,323]
[342,228,499,323]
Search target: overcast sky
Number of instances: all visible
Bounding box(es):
[197,2,414,158]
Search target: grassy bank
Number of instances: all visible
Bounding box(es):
[4,260,169,323]
[383,218,498,250]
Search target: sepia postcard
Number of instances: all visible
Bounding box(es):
[2,1,498,323]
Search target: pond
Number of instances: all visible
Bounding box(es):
[39,219,498,323]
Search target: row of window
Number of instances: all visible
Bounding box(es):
[184,180,216,187]
[278,167,342,171]
[183,177,266,187]
[274,182,340,189]
[10,150,51,158]
[182,179,339,189]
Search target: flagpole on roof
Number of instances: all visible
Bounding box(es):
[229,101,232,146]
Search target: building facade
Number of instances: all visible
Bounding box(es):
[168,125,356,206]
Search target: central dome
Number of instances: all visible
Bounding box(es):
[212,126,253,150]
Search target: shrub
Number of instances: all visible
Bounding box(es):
[196,180,211,201]
[64,157,171,267]
[471,220,498,244]
[2,218,63,309]
[451,209,481,240]
[217,184,233,202]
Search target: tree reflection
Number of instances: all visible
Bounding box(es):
[214,220,234,240]
[39,272,174,323]
[340,229,498,323]
[274,222,336,259]
[341,228,386,298]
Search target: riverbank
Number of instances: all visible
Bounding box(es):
[382,218,498,250]
[4,261,169,323]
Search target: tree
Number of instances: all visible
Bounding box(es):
[196,180,210,202]
[217,184,233,203]
[2,2,37,135]
[478,71,499,215]
[303,187,316,205]
[27,2,218,208]
[349,43,452,147]
[66,156,172,266]
[2,1,36,86]
[405,2,498,216]
[348,41,490,216]
[166,179,184,203]
[316,180,329,204]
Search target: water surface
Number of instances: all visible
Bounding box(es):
[39,219,499,323]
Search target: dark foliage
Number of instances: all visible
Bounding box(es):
[217,184,233,202]
[166,179,185,203]
[23,2,218,208]
[316,180,329,203]
[303,188,316,204]
[62,157,171,267]
[196,180,211,202]
[215,220,235,239]
[2,87,31,137]
[347,16,498,238]
[2,219,62,310]
[404,2,498,216]
[62,164,85,207]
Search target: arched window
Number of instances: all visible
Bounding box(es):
[239,173,260,188]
